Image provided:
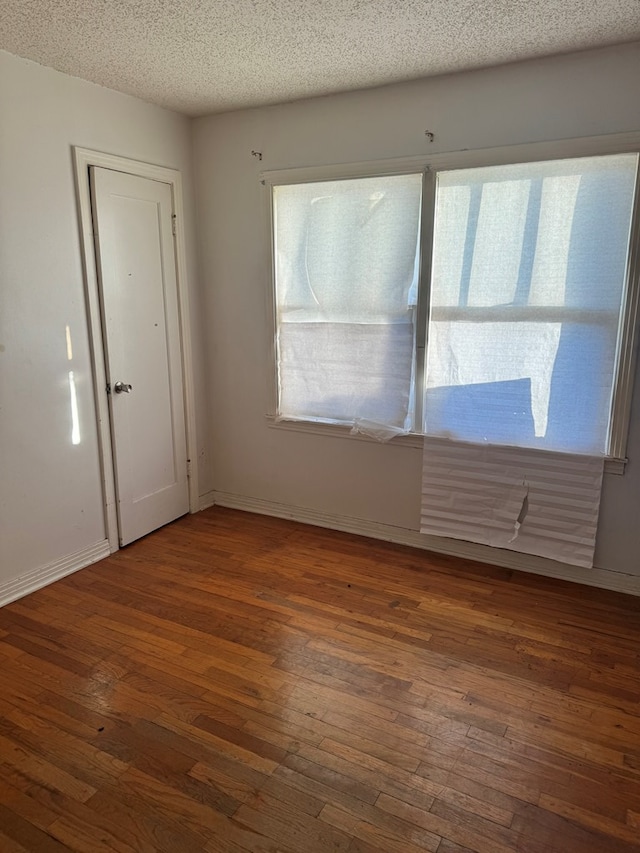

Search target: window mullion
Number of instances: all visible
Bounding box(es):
[414,168,436,433]
[609,158,640,460]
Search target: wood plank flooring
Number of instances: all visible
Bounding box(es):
[1,507,640,852]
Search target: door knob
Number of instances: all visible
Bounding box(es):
[114,381,133,394]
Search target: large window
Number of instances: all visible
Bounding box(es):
[270,145,640,460]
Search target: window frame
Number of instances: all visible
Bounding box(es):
[263,132,640,474]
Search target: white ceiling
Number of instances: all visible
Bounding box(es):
[1,0,639,117]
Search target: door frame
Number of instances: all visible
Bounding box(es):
[73,147,199,553]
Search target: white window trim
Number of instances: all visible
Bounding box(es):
[262,131,640,476]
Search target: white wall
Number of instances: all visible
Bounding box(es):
[193,43,640,587]
[0,51,208,599]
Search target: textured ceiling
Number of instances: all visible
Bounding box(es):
[1,0,639,116]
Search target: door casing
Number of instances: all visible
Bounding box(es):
[74,147,199,553]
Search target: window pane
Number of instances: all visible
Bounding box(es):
[274,174,422,427]
[425,154,638,454]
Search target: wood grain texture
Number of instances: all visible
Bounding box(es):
[1,506,640,852]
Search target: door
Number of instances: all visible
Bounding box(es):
[90,167,189,546]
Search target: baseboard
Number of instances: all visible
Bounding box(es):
[0,540,111,608]
[199,490,216,511]
[210,490,640,597]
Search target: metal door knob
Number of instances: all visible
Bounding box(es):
[114,381,133,394]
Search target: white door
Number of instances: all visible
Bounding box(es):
[90,167,189,546]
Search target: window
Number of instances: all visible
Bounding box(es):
[426,155,637,454]
[269,143,640,461]
[273,174,422,430]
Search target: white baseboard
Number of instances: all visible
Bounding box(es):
[209,490,640,597]
[199,490,216,511]
[0,540,111,608]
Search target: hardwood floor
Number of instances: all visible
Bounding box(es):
[1,507,640,852]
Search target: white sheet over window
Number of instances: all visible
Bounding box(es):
[424,154,638,455]
[421,437,604,568]
[274,174,422,431]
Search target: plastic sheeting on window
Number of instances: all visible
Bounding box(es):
[424,154,638,455]
[274,173,422,432]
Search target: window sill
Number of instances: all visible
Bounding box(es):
[266,415,627,474]
[265,415,423,448]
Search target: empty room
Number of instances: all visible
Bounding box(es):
[1,1,640,851]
